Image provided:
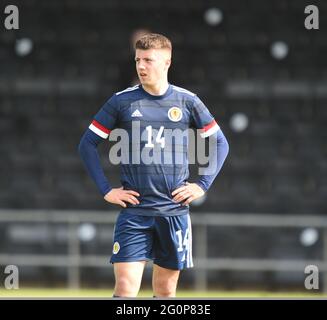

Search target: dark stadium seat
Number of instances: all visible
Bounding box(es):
[0,0,325,216]
[1,0,327,292]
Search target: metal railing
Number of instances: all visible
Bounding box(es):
[0,209,326,291]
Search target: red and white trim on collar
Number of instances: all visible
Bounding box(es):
[89,120,111,139]
[200,120,220,138]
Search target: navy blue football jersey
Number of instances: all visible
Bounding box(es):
[89,84,220,216]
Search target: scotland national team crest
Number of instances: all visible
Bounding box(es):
[168,107,182,122]
[113,241,120,254]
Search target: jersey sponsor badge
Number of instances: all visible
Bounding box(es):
[113,241,120,254]
[168,107,182,122]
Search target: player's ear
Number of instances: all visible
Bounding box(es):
[165,59,171,70]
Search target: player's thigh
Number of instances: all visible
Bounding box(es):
[152,263,180,289]
[114,261,147,285]
[153,214,193,270]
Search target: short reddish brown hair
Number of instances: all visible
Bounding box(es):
[135,33,172,52]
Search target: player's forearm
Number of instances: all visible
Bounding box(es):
[78,129,112,196]
[196,129,229,192]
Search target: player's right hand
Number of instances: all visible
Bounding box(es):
[104,187,140,208]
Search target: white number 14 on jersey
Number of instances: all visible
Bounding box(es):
[145,125,165,148]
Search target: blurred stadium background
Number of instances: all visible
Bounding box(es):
[0,0,326,297]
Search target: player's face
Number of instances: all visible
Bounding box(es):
[135,49,171,86]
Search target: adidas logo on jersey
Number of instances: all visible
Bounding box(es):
[131,109,143,117]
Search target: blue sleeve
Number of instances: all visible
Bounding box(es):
[78,129,112,196]
[196,129,229,192]
[190,95,220,137]
[88,94,119,139]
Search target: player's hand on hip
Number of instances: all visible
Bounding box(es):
[104,187,140,208]
[171,182,205,206]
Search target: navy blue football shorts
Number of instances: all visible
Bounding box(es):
[110,212,193,270]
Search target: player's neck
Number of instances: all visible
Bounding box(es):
[142,81,169,96]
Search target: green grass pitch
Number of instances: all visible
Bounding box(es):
[0,288,324,298]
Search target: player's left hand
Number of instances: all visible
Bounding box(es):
[172,182,205,206]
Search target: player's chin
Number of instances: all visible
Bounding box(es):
[139,78,149,85]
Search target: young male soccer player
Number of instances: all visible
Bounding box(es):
[78,33,229,297]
